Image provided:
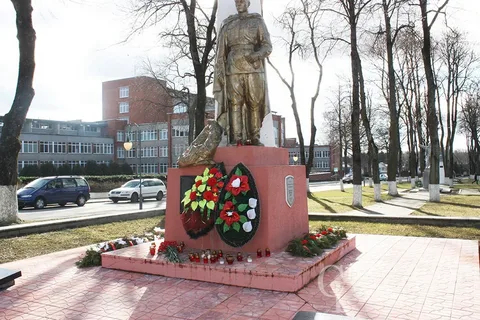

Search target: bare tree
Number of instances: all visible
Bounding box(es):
[130,0,218,139]
[459,82,480,175]
[417,0,449,202]
[437,26,477,186]
[268,0,331,182]
[0,0,36,225]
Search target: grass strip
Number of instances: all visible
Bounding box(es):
[411,194,480,217]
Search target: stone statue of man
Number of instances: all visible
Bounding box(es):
[213,0,272,146]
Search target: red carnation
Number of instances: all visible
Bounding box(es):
[310,235,317,241]
[316,233,321,238]
[301,240,308,245]
[328,227,333,233]
[217,181,224,188]
[195,180,202,187]
[207,177,217,187]
[321,231,328,235]
[209,168,219,175]
[220,201,240,226]
[203,190,214,201]
[225,175,250,196]
[215,172,222,179]
[189,192,197,200]
[212,187,219,193]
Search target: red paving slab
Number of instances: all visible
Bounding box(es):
[0,234,478,320]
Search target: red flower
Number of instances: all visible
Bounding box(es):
[328,227,333,233]
[213,195,218,202]
[310,235,317,241]
[215,172,222,179]
[316,233,321,238]
[212,187,219,193]
[217,181,224,188]
[203,190,214,201]
[195,180,202,187]
[207,177,217,187]
[321,231,328,235]
[225,175,250,196]
[190,192,197,200]
[209,168,219,175]
[220,201,240,226]
[301,240,308,245]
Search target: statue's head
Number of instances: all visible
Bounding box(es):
[235,0,250,13]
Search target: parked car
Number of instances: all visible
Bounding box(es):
[108,178,166,203]
[17,176,90,209]
[342,173,353,184]
[379,173,388,181]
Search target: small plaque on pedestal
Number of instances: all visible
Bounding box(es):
[285,175,294,207]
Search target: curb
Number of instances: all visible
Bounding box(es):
[308,213,480,228]
[0,209,165,239]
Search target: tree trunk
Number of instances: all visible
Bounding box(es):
[0,0,36,225]
[348,0,362,208]
[419,0,441,202]
[383,0,399,196]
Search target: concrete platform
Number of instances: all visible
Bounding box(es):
[101,236,356,292]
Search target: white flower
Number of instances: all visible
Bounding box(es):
[248,198,257,208]
[117,240,127,246]
[243,221,253,232]
[136,238,144,244]
[231,178,241,188]
[227,211,233,217]
[247,209,256,219]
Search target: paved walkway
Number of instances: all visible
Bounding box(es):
[1,234,478,319]
[312,191,430,217]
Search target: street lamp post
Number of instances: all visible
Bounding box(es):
[123,123,143,210]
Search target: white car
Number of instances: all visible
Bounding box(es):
[108,178,166,203]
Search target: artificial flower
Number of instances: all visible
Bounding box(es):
[328,227,333,233]
[248,198,257,208]
[220,201,240,226]
[207,177,217,187]
[301,240,308,245]
[218,181,224,188]
[242,221,253,232]
[212,187,219,193]
[247,209,256,219]
[215,172,222,179]
[203,190,215,201]
[189,192,197,200]
[209,167,219,175]
[321,231,328,236]
[195,180,202,187]
[226,175,250,196]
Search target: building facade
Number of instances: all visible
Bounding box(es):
[284,138,333,173]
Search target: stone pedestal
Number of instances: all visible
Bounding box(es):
[164,146,309,253]
[423,168,430,189]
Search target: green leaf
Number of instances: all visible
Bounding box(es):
[215,217,224,225]
[197,184,206,192]
[242,191,248,196]
[199,199,207,209]
[232,222,240,232]
[191,201,198,211]
[206,201,215,210]
[184,189,192,196]
[235,168,242,176]
[223,223,230,233]
[232,197,237,205]
[238,204,248,212]
[203,167,210,177]
[219,203,224,210]
[195,176,203,182]
[239,216,248,223]
[225,192,232,200]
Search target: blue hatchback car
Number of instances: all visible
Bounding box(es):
[17,176,91,209]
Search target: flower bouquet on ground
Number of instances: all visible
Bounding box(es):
[181,163,228,239]
[215,163,260,247]
[76,236,151,268]
[286,226,347,257]
[157,241,183,263]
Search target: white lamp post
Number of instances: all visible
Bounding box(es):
[123,125,143,210]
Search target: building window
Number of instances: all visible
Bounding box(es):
[173,103,187,114]
[68,142,80,154]
[160,129,168,140]
[119,102,129,114]
[84,125,99,133]
[18,160,38,172]
[314,151,321,158]
[79,161,87,167]
[305,151,309,159]
[119,86,129,98]
[141,147,158,158]
[322,151,330,158]
[32,121,51,130]
[39,141,52,153]
[173,126,189,137]
[159,163,168,174]
[21,141,38,153]
[94,143,113,154]
[159,146,168,157]
[142,130,157,141]
[117,131,124,142]
[117,147,125,159]
[69,161,79,168]
[126,148,136,158]
[80,143,92,154]
[141,164,158,174]
[52,161,65,168]
[60,124,76,131]
[53,142,67,154]
[174,144,186,157]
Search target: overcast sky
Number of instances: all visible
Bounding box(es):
[0,0,479,148]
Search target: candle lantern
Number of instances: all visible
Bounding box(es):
[237,252,243,262]
[226,255,235,265]
[177,245,184,253]
[247,255,253,263]
[257,249,262,258]
[218,250,223,258]
[219,257,225,265]
[265,248,271,257]
[203,255,209,264]
[188,253,195,262]
[194,253,200,263]
[149,245,156,256]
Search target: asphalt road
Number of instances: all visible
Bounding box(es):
[18,198,166,222]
